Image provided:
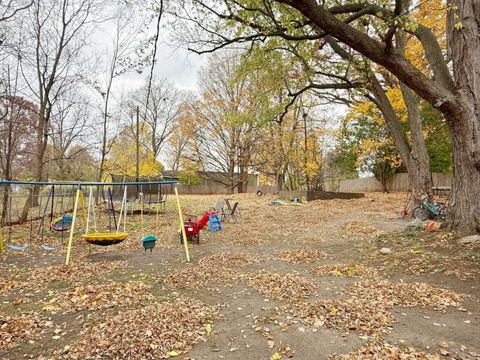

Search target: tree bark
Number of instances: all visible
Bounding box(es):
[442,0,480,234]
[276,172,284,192]
[400,84,434,209]
[369,77,433,210]
[238,164,248,193]
[395,27,434,210]
[1,103,13,226]
[19,104,48,223]
[441,101,480,233]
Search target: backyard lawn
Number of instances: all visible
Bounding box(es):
[1,193,479,359]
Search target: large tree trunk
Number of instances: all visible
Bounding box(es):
[1,109,13,226]
[441,101,480,234]
[442,0,480,234]
[370,77,433,211]
[396,28,434,209]
[19,108,48,223]
[1,185,10,226]
[276,172,285,192]
[238,161,249,193]
[400,84,434,209]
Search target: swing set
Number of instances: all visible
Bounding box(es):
[0,184,75,251]
[0,180,191,264]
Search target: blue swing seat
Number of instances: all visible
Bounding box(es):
[40,244,59,251]
[7,244,29,251]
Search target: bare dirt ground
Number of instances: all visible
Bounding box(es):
[1,192,479,359]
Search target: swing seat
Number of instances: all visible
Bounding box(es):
[7,244,29,251]
[82,232,128,246]
[140,234,157,252]
[40,244,59,251]
[50,215,73,232]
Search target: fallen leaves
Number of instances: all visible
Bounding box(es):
[45,281,153,312]
[198,252,258,267]
[296,278,462,335]
[297,297,394,335]
[273,249,327,263]
[341,221,378,235]
[0,261,130,297]
[164,264,237,289]
[330,342,441,359]
[245,271,317,302]
[31,261,129,284]
[350,280,462,311]
[311,263,379,279]
[0,193,476,359]
[0,312,47,349]
[67,298,219,359]
[360,230,480,281]
[0,278,27,296]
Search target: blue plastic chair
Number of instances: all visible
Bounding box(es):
[209,214,222,232]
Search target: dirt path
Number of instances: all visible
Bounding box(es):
[1,193,479,359]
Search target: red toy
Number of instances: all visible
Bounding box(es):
[180,211,215,244]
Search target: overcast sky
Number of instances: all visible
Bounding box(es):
[116,45,208,93]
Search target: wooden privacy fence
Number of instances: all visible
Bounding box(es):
[165,184,279,195]
[337,173,452,193]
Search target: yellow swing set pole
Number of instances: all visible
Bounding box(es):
[65,187,82,265]
[174,186,190,262]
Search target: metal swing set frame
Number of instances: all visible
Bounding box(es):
[0,180,191,265]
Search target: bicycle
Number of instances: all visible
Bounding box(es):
[413,196,447,221]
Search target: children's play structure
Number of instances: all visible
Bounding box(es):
[180,211,222,244]
[0,180,192,264]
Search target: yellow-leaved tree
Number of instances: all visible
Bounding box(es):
[104,123,162,178]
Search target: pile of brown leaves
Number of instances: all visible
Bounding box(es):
[31,261,129,284]
[198,252,258,267]
[67,298,218,359]
[330,342,441,359]
[297,297,394,335]
[44,281,153,312]
[351,280,462,310]
[245,271,317,302]
[0,278,27,296]
[311,263,380,279]
[297,279,461,336]
[0,312,47,349]
[163,264,237,289]
[273,249,327,263]
[341,221,378,235]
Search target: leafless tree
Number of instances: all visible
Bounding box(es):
[17,0,102,222]
[0,65,37,224]
[130,77,184,160]
[0,0,32,23]
[48,89,95,180]
[95,2,146,182]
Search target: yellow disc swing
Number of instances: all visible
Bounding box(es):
[82,186,128,246]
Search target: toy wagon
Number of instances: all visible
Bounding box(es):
[180,219,201,244]
[179,211,213,244]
